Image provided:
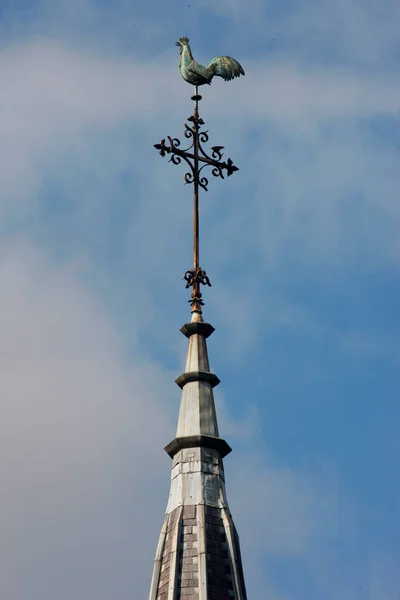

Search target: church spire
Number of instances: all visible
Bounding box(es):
[150,75,247,599]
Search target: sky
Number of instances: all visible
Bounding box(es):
[0,0,399,599]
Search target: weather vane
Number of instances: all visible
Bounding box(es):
[154,37,245,313]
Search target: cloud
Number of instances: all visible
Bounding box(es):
[0,243,176,600]
[199,0,399,69]
[227,64,399,124]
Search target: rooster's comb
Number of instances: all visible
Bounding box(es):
[177,36,190,46]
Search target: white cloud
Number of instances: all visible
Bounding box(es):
[199,0,399,69]
[207,63,400,125]
[0,243,176,599]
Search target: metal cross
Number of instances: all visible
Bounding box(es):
[154,87,239,312]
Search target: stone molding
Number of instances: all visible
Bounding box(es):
[180,321,215,339]
[175,371,220,389]
[164,435,232,459]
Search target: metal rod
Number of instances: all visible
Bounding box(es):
[193,86,199,273]
[192,86,200,311]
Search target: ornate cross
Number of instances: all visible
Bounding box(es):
[154,88,239,312]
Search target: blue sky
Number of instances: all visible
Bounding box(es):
[0,1,399,599]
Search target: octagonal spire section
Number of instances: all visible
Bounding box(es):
[176,311,220,439]
[164,311,231,460]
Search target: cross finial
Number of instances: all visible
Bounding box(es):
[154,86,239,313]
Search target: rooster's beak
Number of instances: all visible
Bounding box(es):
[175,41,181,46]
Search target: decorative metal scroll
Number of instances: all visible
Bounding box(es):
[154,114,238,192]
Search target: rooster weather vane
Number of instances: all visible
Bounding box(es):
[154,37,245,312]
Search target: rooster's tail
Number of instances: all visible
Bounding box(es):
[207,56,245,82]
